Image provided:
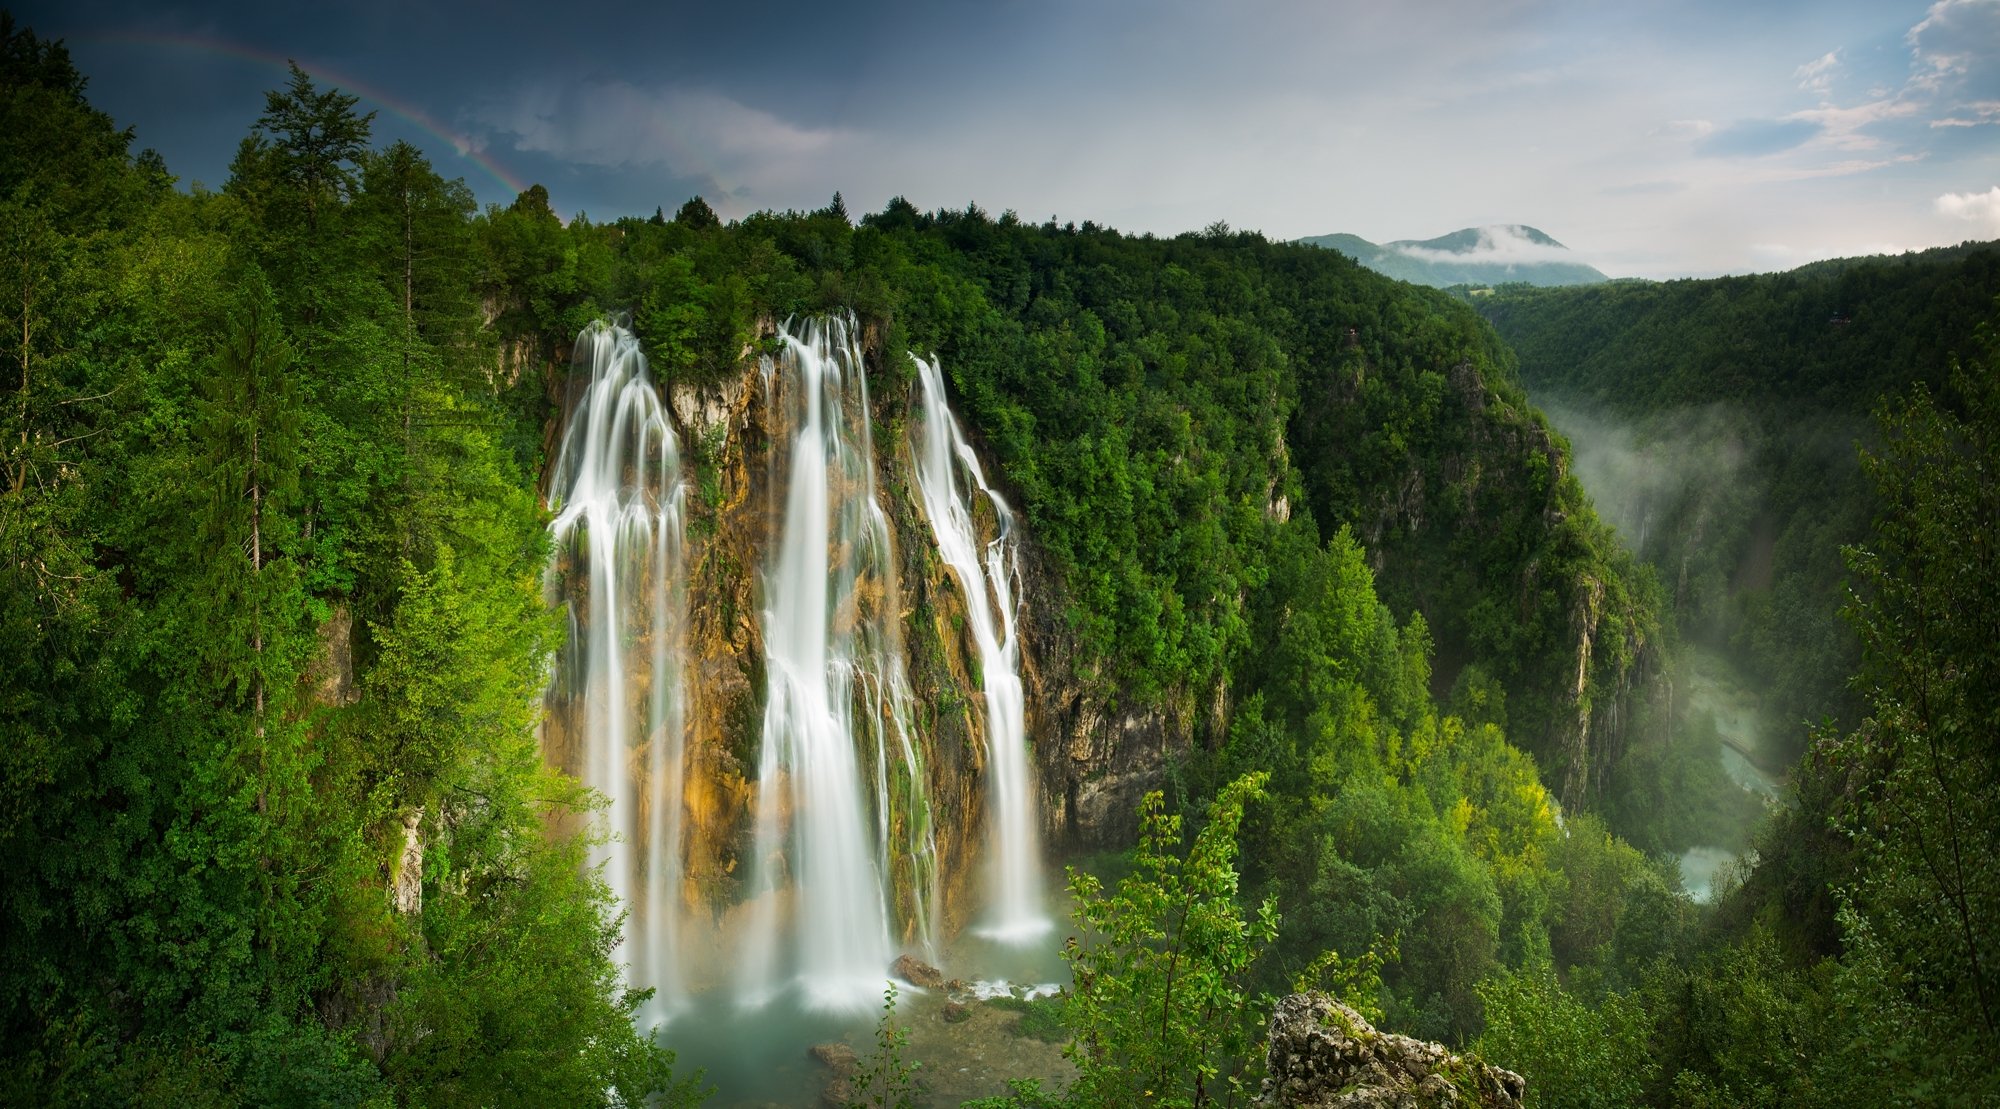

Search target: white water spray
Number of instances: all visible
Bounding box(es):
[909,355,1049,942]
[546,321,690,1027]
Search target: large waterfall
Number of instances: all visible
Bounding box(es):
[909,356,1049,941]
[545,321,690,1027]
[738,317,938,1013]
[544,315,1043,1028]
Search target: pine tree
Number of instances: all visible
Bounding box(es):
[195,265,303,807]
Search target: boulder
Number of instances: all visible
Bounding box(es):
[893,953,947,990]
[810,1042,859,1072]
[941,1000,972,1024]
[810,1041,860,1109]
[1256,993,1524,1109]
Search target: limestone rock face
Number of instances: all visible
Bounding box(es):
[1257,993,1524,1109]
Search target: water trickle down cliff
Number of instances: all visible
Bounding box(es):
[909,355,1049,942]
[544,316,1052,1020]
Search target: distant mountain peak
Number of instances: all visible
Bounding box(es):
[1397,225,1565,254]
[1295,225,1607,288]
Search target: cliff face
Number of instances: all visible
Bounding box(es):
[1318,353,1654,812]
[1015,534,1192,851]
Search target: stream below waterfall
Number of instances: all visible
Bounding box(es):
[669,892,1075,1107]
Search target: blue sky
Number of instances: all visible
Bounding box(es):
[21,0,2000,278]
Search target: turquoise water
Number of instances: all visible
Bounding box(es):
[664,891,1076,1107]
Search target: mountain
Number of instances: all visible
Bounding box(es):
[1297,224,1610,287]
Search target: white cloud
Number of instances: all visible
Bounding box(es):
[1784,98,1924,151]
[1931,100,2000,126]
[1796,51,1841,95]
[1936,185,2000,232]
[1388,225,1585,265]
[1907,0,2000,96]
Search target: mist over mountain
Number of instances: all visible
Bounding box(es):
[1298,224,1610,288]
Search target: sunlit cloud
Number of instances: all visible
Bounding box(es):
[1935,185,2000,232]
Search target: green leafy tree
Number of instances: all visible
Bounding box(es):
[255,62,374,234]
[193,265,304,803]
[1476,951,1654,1109]
[1812,318,2000,1093]
[849,983,923,1109]
[1063,773,1279,1108]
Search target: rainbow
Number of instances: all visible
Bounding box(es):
[78,29,530,200]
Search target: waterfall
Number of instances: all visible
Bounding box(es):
[545,321,689,1027]
[909,356,1049,942]
[544,313,1053,1031]
[738,316,939,1013]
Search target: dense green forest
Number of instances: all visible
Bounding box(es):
[5,15,1997,1106]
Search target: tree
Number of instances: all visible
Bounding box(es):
[1814,310,2000,1092]
[1062,773,1279,1108]
[194,265,303,792]
[673,195,719,230]
[1476,951,1654,1109]
[255,62,374,234]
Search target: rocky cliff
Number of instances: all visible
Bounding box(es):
[1313,348,1655,812]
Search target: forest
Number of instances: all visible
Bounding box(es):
[3,16,1997,1107]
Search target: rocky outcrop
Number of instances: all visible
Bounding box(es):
[1258,993,1524,1109]
[894,954,947,990]
[1015,532,1193,849]
[391,807,424,915]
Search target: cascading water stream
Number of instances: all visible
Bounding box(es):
[545,321,689,1028]
[738,316,940,1013]
[909,355,1050,942]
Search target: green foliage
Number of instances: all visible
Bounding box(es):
[1478,295,2000,1107]
[1063,774,1279,1108]
[1813,326,2000,1094]
[988,993,1072,1043]
[1478,250,2000,837]
[0,37,691,1104]
[848,983,924,1109]
[1476,952,1654,1109]
[1289,942,1391,1027]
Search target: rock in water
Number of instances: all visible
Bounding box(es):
[810,1042,860,1108]
[894,953,947,990]
[809,1042,859,1072]
[1257,993,1524,1109]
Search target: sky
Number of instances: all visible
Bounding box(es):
[19,0,2000,279]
